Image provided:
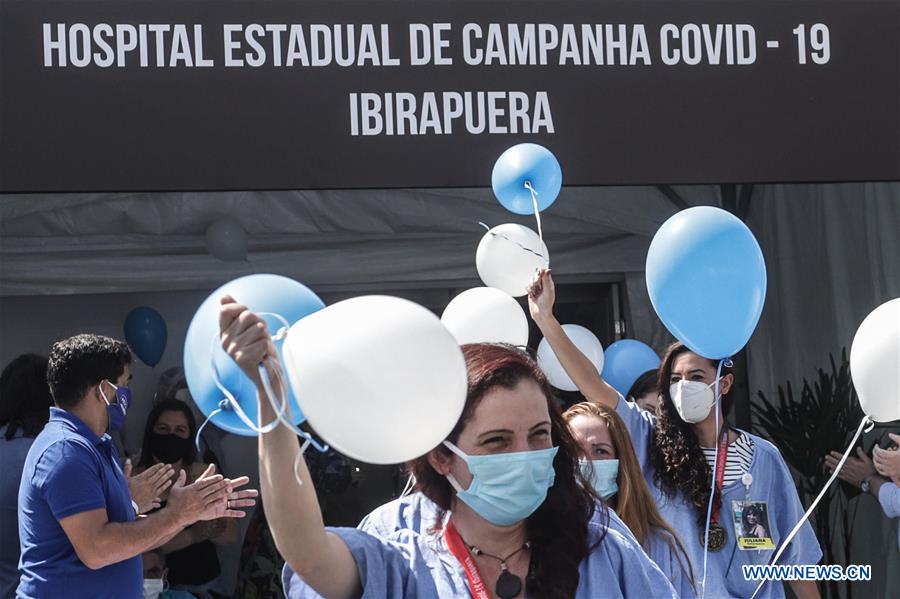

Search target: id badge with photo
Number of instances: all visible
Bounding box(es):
[732,500,776,550]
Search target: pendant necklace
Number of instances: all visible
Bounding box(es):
[466,540,531,599]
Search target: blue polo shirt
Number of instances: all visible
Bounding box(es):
[17,408,141,599]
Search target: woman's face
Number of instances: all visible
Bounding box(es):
[669,352,733,395]
[567,414,616,460]
[153,409,190,439]
[444,378,552,489]
[746,511,758,524]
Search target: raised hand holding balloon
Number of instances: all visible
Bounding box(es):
[184,274,325,445]
[124,306,168,368]
[491,143,562,243]
[646,206,767,598]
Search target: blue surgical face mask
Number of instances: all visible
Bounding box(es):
[443,440,558,527]
[100,380,131,432]
[579,458,619,500]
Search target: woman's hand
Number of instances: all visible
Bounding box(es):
[218,295,278,389]
[527,268,556,325]
[824,447,876,487]
[218,294,362,599]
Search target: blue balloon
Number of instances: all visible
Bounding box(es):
[646,206,767,360]
[491,143,562,215]
[183,274,325,436]
[124,307,167,367]
[602,340,661,398]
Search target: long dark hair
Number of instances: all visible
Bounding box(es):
[409,343,602,599]
[651,342,734,518]
[0,354,52,440]
[137,398,198,468]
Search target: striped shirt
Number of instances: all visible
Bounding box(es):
[702,432,755,486]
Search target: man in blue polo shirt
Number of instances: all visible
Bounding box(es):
[17,334,255,599]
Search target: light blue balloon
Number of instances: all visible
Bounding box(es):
[184,274,325,436]
[491,143,562,215]
[645,206,767,360]
[124,306,167,367]
[601,340,661,398]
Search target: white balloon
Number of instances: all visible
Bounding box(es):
[205,219,247,262]
[282,296,468,464]
[537,325,605,392]
[476,223,549,297]
[441,287,529,346]
[850,297,900,422]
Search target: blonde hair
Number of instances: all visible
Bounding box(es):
[563,402,694,589]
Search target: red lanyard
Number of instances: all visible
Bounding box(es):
[711,428,729,524]
[444,520,492,599]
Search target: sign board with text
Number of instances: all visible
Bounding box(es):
[1,0,898,191]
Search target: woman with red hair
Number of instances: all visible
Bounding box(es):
[219,297,678,599]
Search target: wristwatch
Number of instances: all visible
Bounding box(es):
[861,475,875,493]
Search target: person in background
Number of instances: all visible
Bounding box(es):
[562,401,695,597]
[528,269,821,599]
[17,334,256,599]
[220,295,679,599]
[135,399,241,596]
[0,354,53,598]
[154,367,225,471]
[826,436,900,549]
[142,549,195,599]
[626,370,661,413]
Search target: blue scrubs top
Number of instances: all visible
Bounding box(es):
[643,526,697,598]
[616,399,822,598]
[283,493,679,598]
[360,491,696,597]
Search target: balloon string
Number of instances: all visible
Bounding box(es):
[477,222,549,266]
[210,310,328,487]
[210,335,285,434]
[700,358,726,599]
[400,473,417,498]
[523,181,544,245]
[257,364,329,454]
[195,399,227,453]
[245,313,328,457]
[749,414,873,599]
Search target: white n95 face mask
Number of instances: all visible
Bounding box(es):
[142,578,164,599]
[669,378,721,423]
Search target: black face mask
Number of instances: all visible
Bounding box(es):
[149,432,193,464]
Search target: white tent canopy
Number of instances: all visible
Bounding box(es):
[0,185,719,296]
